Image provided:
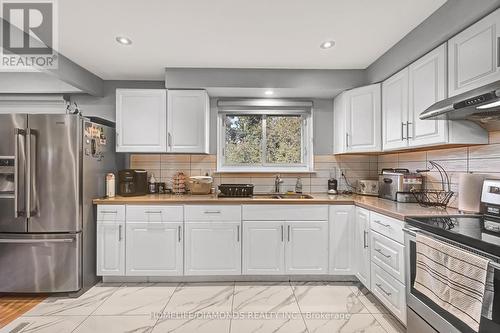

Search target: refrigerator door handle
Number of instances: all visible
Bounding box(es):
[0,238,75,244]
[26,129,38,218]
[14,128,26,218]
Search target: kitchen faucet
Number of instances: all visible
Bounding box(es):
[274,175,283,193]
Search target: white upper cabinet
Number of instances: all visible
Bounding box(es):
[334,84,381,154]
[167,90,210,153]
[408,43,447,147]
[382,68,409,150]
[448,9,500,97]
[116,89,167,153]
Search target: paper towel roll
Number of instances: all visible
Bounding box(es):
[458,173,484,213]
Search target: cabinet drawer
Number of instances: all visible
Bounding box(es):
[126,205,183,222]
[97,205,125,222]
[371,231,405,283]
[371,263,406,325]
[242,205,328,221]
[185,205,241,221]
[370,212,404,244]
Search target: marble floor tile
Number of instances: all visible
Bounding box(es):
[0,316,85,333]
[305,313,386,333]
[230,318,307,333]
[73,316,156,333]
[152,318,230,333]
[292,282,368,314]
[349,285,389,314]
[232,283,300,313]
[373,313,406,333]
[163,283,234,314]
[93,283,178,316]
[24,284,121,316]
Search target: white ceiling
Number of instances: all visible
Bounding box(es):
[58,0,446,80]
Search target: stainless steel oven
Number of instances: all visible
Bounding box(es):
[404,226,500,333]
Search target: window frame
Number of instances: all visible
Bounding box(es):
[217,109,314,173]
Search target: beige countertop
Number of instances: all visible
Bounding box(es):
[93,193,460,220]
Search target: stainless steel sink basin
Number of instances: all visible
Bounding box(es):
[253,193,314,199]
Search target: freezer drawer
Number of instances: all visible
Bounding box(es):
[0,233,81,293]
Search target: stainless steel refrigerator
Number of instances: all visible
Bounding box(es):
[0,114,121,293]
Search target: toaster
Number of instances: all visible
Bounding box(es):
[378,168,424,202]
[357,180,379,196]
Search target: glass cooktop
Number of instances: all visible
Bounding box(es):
[405,215,500,257]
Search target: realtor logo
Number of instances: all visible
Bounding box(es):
[0,0,58,70]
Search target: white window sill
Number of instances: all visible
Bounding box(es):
[215,167,315,174]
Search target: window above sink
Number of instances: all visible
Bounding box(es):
[216,99,314,173]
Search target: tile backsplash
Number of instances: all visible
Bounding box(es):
[377,131,500,208]
[129,131,500,207]
[129,154,378,194]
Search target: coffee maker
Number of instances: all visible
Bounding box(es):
[118,169,148,196]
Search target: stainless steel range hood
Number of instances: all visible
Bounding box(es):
[420,80,500,131]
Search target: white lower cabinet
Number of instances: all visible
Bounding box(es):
[97,222,125,276]
[355,207,370,288]
[285,221,329,274]
[371,263,407,325]
[184,221,241,275]
[329,205,355,275]
[243,221,285,275]
[126,222,183,276]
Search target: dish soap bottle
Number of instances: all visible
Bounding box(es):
[148,173,157,194]
[295,177,303,194]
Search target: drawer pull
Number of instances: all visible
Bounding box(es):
[375,248,391,258]
[145,211,162,214]
[373,220,390,228]
[281,225,284,242]
[376,283,392,297]
[237,225,240,242]
[363,231,368,248]
[118,225,123,241]
[101,210,118,214]
[178,226,182,242]
[204,210,221,214]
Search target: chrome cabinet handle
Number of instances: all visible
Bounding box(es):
[401,122,407,140]
[363,231,368,248]
[375,248,391,258]
[406,121,413,139]
[168,132,173,148]
[101,210,118,214]
[178,225,182,242]
[237,225,240,242]
[281,225,284,242]
[118,225,122,241]
[145,211,162,214]
[345,133,349,148]
[287,225,291,242]
[373,220,390,228]
[497,37,500,67]
[376,283,392,296]
[204,210,221,214]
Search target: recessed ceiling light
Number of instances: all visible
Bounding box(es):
[264,90,274,96]
[116,36,132,45]
[320,40,335,49]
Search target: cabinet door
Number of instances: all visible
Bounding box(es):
[345,84,381,153]
[329,205,354,275]
[167,90,210,153]
[448,9,500,97]
[184,222,241,275]
[116,89,167,152]
[382,68,409,150]
[333,92,347,154]
[408,44,447,147]
[285,221,328,274]
[355,207,370,289]
[125,222,183,276]
[242,221,285,275]
[97,222,125,276]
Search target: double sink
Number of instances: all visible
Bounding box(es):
[252,193,314,200]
